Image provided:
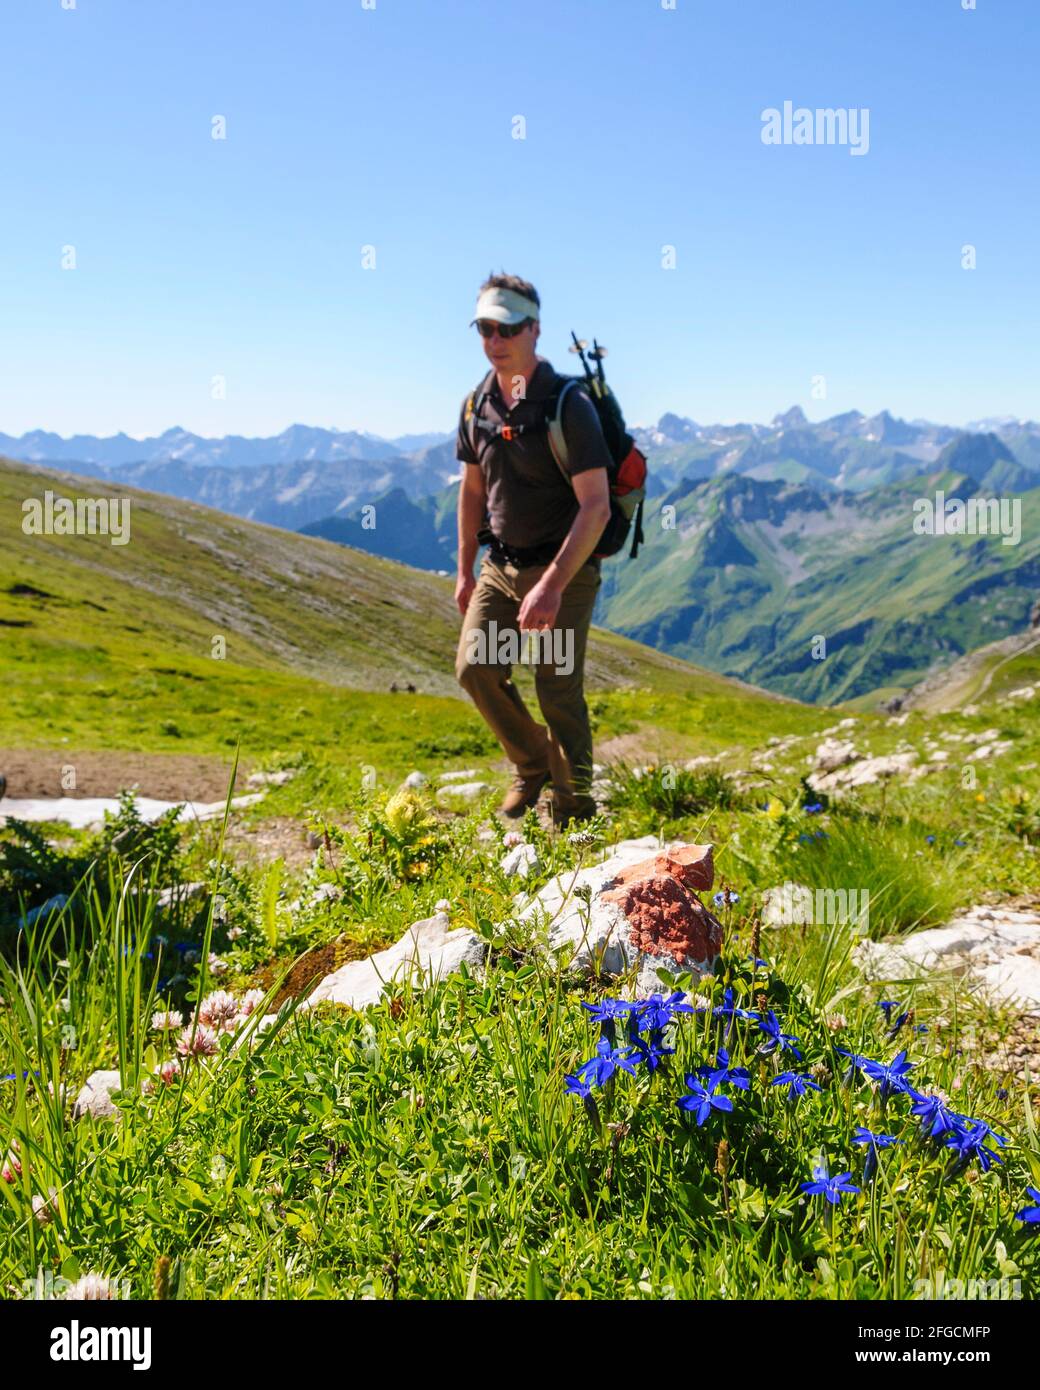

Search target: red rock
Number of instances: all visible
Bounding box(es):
[603,843,714,896]
[601,871,723,966]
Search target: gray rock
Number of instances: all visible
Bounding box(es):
[808,751,917,794]
[437,769,479,783]
[402,771,428,788]
[304,911,486,1011]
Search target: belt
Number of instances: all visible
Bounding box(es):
[481,529,561,569]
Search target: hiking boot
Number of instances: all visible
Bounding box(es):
[549,794,598,830]
[498,770,551,819]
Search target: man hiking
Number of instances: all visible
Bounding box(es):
[454,272,612,827]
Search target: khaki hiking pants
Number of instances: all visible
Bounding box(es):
[455,552,601,811]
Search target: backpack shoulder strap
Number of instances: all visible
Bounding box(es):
[464,370,496,458]
[545,376,583,481]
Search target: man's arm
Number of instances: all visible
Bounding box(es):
[517,466,610,631]
[455,463,486,615]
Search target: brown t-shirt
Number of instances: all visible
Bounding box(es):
[455,358,611,551]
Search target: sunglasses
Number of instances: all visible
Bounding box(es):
[475,318,533,339]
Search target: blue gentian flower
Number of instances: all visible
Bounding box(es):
[835,1047,869,1085]
[629,1033,675,1073]
[712,890,740,907]
[804,802,824,814]
[852,1127,900,1149]
[564,1072,593,1099]
[771,1071,821,1101]
[755,1010,803,1061]
[581,998,638,1026]
[711,986,755,1022]
[800,1166,861,1205]
[748,955,769,969]
[945,1121,1005,1174]
[925,835,935,844]
[677,1077,734,1126]
[860,1049,915,1101]
[696,1048,750,1091]
[853,1127,899,1183]
[1014,1188,1040,1224]
[574,1036,641,1089]
[908,1092,962,1138]
[633,991,694,1033]
[996,1087,1009,1101]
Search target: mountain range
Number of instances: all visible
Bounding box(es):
[5,409,1038,708]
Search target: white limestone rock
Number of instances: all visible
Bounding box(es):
[500,841,541,879]
[436,781,492,802]
[513,836,721,994]
[856,906,1040,1013]
[812,738,858,774]
[304,911,486,1011]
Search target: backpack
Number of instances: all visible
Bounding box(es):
[465,339,647,560]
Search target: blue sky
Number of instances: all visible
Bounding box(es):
[1,0,1036,439]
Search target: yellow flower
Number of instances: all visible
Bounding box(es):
[976,793,986,803]
[765,800,784,819]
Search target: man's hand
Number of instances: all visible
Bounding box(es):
[518,575,562,631]
[455,571,476,616]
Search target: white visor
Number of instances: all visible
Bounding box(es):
[470,286,540,326]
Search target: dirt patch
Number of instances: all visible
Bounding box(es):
[215,815,322,872]
[254,936,377,1012]
[0,748,252,801]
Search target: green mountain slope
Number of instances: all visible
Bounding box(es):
[594,470,1040,705]
[1,457,823,771]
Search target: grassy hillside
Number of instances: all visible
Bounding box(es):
[0,458,827,787]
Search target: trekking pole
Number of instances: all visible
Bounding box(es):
[569,331,596,388]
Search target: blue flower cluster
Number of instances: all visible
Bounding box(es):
[564,981,1037,1223]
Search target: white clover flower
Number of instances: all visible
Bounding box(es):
[154,1059,181,1087]
[208,953,228,976]
[65,1273,115,1300]
[434,898,451,913]
[825,1012,847,1032]
[151,1009,184,1032]
[32,1187,59,1225]
[502,831,523,848]
[237,989,264,1019]
[175,1024,220,1060]
[227,925,244,940]
[198,990,238,1031]
[2,1141,22,1183]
